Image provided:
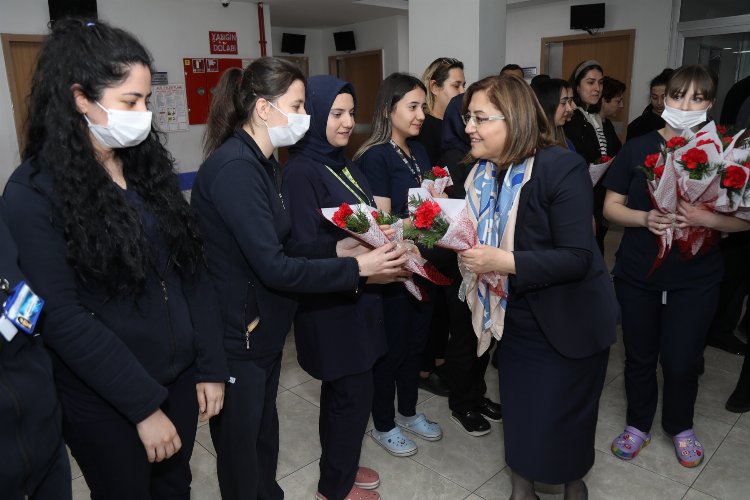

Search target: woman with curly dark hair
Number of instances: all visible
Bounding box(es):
[2,19,228,499]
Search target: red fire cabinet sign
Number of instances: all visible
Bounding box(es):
[184,57,247,125]
[209,31,239,55]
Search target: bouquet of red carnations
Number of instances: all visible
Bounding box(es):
[321,203,450,300]
[403,188,504,297]
[639,122,750,271]
[420,165,454,195]
[589,154,614,186]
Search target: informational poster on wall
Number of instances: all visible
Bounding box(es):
[153,83,188,132]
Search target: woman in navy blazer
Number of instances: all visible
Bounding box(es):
[460,75,617,500]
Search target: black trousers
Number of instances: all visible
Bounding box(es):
[615,278,719,435]
[444,282,492,413]
[708,236,750,341]
[372,288,432,432]
[420,287,450,372]
[210,353,283,500]
[64,366,197,500]
[318,369,373,499]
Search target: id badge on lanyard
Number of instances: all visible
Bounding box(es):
[0,280,44,342]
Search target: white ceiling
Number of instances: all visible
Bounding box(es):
[230,0,408,29]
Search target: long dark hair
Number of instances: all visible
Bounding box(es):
[353,73,426,160]
[532,78,572,147]
[24,18,202,295]
[203,57,305,157]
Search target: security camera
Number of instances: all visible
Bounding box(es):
[222,0,230,6]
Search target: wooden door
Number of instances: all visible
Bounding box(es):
[277,55,309,78]
[329,50,383,159]
[2,34,45,154]
[541,30,635,141]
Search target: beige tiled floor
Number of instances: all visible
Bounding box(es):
[69,229,750,499]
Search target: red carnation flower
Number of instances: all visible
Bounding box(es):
[722,136,733,146]
[431,166,449,178]
[722,166,748,190]
[332,203,353,228]
[666,136,687,150]
[716,124,728,135]
[680,147,708,170]
[413,200,442,229]
[644,153,661,169]
[654,165,665,179]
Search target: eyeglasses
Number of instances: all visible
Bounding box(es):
[461,113,505,127]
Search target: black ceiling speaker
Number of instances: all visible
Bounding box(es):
[281,33,306,54]
[48,0,98,21]
[334,31,356,52]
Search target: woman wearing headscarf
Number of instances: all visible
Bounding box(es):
[284,75,406,500]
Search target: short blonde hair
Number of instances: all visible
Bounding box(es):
[463,74,554,168]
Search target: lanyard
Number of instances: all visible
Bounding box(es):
[325,165,372,206]
[389,139,423,184]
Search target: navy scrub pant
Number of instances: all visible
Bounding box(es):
[210,353,283,500]
[64,366,197,500]
[318,369,373,499]
[444,281,493,413]
[372,287,433,432]
[615,278,719,435]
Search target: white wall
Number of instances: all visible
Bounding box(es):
[505,0,674,122]
[409,0,481,83]
[321,15,409,77]
[0,0,269,187]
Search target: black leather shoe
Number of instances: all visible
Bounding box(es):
[418,372,450,397]
[451,410,491,436]
[476,397,502,422]
[707,335,747,355]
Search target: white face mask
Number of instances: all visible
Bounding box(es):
[661,104,707,132]
[85,101,152,149]
[264,101,310,148]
